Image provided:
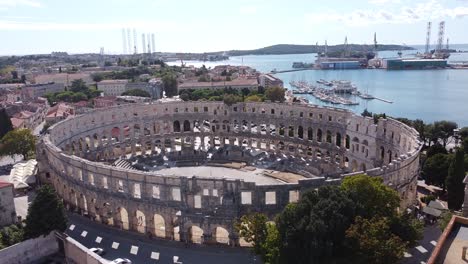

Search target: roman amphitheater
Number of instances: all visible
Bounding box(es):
[37,101,422,246]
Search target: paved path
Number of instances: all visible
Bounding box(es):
[66,214,258,264]
[401,224,442,264]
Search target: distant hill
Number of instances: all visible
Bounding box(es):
[226,44,414,56]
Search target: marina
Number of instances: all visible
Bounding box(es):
[289,79,393,106]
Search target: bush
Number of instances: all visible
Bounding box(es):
[420,195,436,204]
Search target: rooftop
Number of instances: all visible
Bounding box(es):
[428,215,468,264]
[0,181,13,189]
[98,79,129,84]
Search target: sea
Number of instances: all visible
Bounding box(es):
[167,44,468,126]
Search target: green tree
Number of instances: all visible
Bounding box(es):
[265,87,285,102]
[459,127,468,139]
[92,73,104,82]
[341,174,400,218]
[346,216,407,264]
[446,147,465,210]
[421,153,451,190]
[0,129,36,159]
[433,120,458,147]
[223,94,242,106]
[71,92,88,102]
[121,89,151,97]
[0,108,13,139]
[245,94,263,102]
[438,211,453,231]
[361,108,372,117]
[426,143,448,157]
[235,213,269,256]
[70,79,88,93]
[262,223,281,264]
[463,137,468,155]
[24,185,67,239]
[276,186,356,263]
[0,224,24,246]
[162,74,178,97]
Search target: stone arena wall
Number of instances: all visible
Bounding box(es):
[37,101,422,245]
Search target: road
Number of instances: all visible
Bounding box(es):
[66,214,258,264]
[401,224,442,264]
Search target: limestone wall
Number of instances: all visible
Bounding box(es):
[37,101,422,245]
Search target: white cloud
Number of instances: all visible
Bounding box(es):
[305,0,468,26]
[0,0,41,9]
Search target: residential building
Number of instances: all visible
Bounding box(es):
[22,82,65,98]
[97,80,128,96]
[34,73,94,86]
[46,103,75,124]
[427,215,468,264]
[259,74,284,88]
[0,181,15,226]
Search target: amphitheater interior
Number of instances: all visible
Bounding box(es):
[37,101,422,245]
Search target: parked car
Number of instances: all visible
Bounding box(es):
[89,247,105,256]
[110,258,132,264]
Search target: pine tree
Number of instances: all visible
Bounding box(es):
[446,148,466,210]
[0,108,13,139]
[24,185,67,238]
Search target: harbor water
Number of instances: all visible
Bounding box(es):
[168,45,468,126]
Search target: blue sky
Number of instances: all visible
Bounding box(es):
[0,0,467,55]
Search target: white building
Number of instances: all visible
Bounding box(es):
[97,80,129,96]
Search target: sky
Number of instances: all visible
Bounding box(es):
[0,0,468,55]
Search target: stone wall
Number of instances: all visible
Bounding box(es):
[0,232,58,264]
[37,101,422,245]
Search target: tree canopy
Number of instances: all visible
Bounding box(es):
[0,129,36,159]
[0,108,13,139]
[70,79,88,93]
[422,153,451,190]
[276,186,356,263]
[265,86,285,102]
[162,74,178,97]
[341,175,400,218]
[24,185,67,239]
[446,147,465,210]
[346,216,407,264]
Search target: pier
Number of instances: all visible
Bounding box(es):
[374,97,393,103]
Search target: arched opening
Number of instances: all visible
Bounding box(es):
[135,210,146,234]
[345,157,349,168]
[298,126,304,139]
[183,120,191,132]
[317,129,322,142]
[380,146,385,160]
[134,124,141,138]
[189,226,204,244]
[288,126,294,137]
[345,135,350,149]
[173,121,181,132]
[351,160,358,172]
[154,214,166,238]
[361,163,367,172]
[388,150,392,164]
[326,130,332,143]
[214,227,230,245]
[111,127,120,142]
[307,128,313,141]
[336,133,342,147]
[117,207,128,230]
